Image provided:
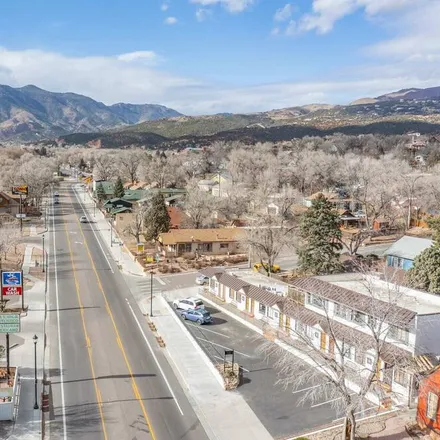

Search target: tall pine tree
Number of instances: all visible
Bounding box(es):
[144,192,170,241]
[407,218,440,293]
[299,194,343,275]
[96,182,106,203]
[113,176,125,198]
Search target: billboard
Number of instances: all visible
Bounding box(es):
[1,271,23,297]
[0,313,20,333]
[11,185,28,196]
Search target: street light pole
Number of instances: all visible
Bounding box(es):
[150,271,153,317]
[110,219,113,247]
[42,234,45,273]
[33,335,39,410]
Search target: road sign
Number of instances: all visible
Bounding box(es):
[2,271,23,296]
[15,213,26,219]
[11,185,28,196]
[137,243,144,253]
[0,314,20,333]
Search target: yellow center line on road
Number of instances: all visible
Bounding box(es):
[61,204,109,439]
[67,189,158,440]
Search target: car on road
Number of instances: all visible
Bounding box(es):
[79,215,88,223]
[53,199,59,205]
[173,297,205,311]
[196,275,209,285]
[180,308,212,325]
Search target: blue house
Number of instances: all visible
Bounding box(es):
[385,236,433,271]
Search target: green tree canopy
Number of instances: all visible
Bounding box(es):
[113,176,125,198]
[298,194,343,275]
[96,182,106,203]
[144,192,170,241]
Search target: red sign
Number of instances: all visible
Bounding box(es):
[2,286,22,296]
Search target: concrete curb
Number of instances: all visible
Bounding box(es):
[155,296,226,390]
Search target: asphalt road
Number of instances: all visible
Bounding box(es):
[163,285,379,439]
[47,183,209,440]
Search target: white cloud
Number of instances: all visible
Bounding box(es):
[196,8,212,21]
[161,3,169,11]
[117,51,159,64]
[271,27,280,36]
[190,0,253,13]
[297,0,416,34]
[164,16,178,24]
[274,4,293,22]
[3,46,440,116]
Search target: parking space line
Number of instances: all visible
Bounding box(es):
[311,396,342,408]
[195,337,252,358]
[333,405,379,422]
[292,383,323,394]
[187,324,230,338]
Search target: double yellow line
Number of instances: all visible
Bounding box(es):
[63,187,158,439]
[61,204,108,440]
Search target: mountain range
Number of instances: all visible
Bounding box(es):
[0,85,181,141]
[3,84,440,145]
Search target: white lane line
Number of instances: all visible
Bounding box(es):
[292,383,323,395]
[52,197,68,440]
[155,277,166,286]
[195,337,252,358]
[125,298,184,416]
[72,186,114,274]
[186,323,231,338]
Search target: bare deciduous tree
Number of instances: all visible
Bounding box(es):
[123,207,146,244]
[119,150,144,185]
[183,180,214,229]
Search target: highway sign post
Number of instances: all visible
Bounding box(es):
[12,186,28,232]
[0,313,20,333]
[1,271,24,311]
[0,314,21,377]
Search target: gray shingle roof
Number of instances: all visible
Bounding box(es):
[385,235,433,261]
[290,277,417,326]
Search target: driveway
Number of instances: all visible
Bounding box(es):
[170,298,379,439]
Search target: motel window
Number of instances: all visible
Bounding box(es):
[273,310,279,320]
[210,278,216,289]
[343,344,355,361]
[389,325,409,344]
[241,295,246,303]
[199,243,213,252]
[393,369,410,387]
[259,303,266,315]
[295,321,305,335]
[220,243,229,249]
[229,289,234,299]
[427,392,439,420]
[306,293,328,310]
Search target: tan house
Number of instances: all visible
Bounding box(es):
[0,192,23,216]
[158,228,243,257]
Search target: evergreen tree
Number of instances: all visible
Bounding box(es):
[407,218,440,293]
[96,182,106,203]
[79,158,87,171]
[144,192,170,241]
[113,176,125,198]
[298,194,343,275]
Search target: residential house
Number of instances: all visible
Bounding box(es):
[304,191,362,212]
[211,172,233,198]
[93,180,114,200]
[103,198,133,213]
[137,188,187,207]
[417,366,440,439]
[157,228,243,257]
[385,236,433,271]
[199,269,440,405]
[0,191,23,216]
[198,180,216,193]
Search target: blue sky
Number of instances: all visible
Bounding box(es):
[0,0,438,114]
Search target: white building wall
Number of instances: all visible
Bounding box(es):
[415,314,440,355]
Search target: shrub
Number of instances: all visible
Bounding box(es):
[170,267,181,273]
[182,252,195,260]
[159,264,169,273]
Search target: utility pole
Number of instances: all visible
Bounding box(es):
[42,235,45,273]
[33,335,38,410]
[150,271,154,317]
[19,194,22,233]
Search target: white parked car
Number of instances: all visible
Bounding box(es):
[79,215,88,223]
[173,297,205,311]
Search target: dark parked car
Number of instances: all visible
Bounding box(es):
[180,308,212,325]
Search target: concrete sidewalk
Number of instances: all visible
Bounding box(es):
[72,183,146,277]
[0,242,45,439]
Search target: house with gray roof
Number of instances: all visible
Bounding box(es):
[385,235,433,271]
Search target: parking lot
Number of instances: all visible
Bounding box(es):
[168,293,380,439]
